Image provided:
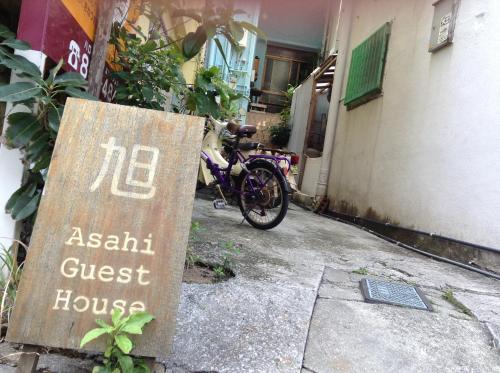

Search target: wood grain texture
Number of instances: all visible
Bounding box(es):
[87,0,117,96]
[7,99,205,358]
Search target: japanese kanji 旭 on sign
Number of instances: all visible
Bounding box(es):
[6,99,205,358]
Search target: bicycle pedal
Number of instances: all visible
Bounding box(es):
[213,199,227,209]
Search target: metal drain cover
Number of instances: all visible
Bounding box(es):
[360,279,432,311]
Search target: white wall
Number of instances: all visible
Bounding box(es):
[288,76,314,157]
[327,0,500,248]
[0,97,24,250]
[0,50,46,250]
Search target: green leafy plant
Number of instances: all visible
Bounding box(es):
[279,84,295,125]
[109,24,186,110]
[269,85,295,148]
[167,0,266,63]
[80,309,155,373]
[0,241,25,331]
[0,24,96,223]
[221,240,239,269]
[184,66,244,119]
[213,266,225,279]
[213,240,239,280]
[268,125,291,148]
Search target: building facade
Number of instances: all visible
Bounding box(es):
[302,0,500,252]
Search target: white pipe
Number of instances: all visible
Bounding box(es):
[315,0,355,197]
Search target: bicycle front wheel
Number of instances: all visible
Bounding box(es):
[237,160,289,230]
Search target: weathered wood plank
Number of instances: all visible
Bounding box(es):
[15,345,40,373]
[7,99,205,358]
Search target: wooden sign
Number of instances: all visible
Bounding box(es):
[7,99,205,357]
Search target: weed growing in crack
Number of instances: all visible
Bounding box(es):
[213,241,240,281]
[442,290,473,316]
[80,308,154,372]
[352,267,369,276]
[213,266,226,279]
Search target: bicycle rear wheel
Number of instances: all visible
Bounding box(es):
[237,160,289,230]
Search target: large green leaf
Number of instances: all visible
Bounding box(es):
[132,362,150,373]
[54,72,87,87]
[32,152,52,172]
[112,308,123,327]
[47,106,63,133]
[141,86,154,101]
[95,319,113,331]
[5,182,36,213]
[8,117,42,147]
[64,87,98,101]
[120,312,154,335]
[118,355,134,373]
[0,54,42,78]
[1,39,31,50]
[26,133,50,162]
[0,25,15,40]
[5,112,38,141]
[12,192,40,220]
[195,93,219,117]
[0,82,41,102]
[80,327,109,348]
[141,40,158,53]
[115,334,133,354]
[182,27,207,60]
[213,38,230,68]
[239,21,267,39]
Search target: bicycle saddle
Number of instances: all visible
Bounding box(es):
[227,121,257,138]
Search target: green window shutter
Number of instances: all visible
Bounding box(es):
[344,22,392,110]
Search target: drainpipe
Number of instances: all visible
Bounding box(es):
[315,0,355,197]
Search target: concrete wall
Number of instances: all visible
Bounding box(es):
[288,76,314,157]
[245,111,280,146]
[327,0,500,249]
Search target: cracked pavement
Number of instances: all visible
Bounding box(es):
[175,198,500,373]
[0,197,499,372]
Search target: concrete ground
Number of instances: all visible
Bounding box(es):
[168,198,500,373]
[1,198,499,372]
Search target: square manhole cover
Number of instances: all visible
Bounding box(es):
[360,278,432,311]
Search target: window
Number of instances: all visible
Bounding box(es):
[259,44,316,113]
[344,22,392,110]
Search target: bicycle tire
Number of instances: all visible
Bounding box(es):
[237,160,289,230]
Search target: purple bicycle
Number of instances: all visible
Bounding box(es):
[200,118,291,230]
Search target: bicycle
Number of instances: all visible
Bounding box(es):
[199,117,291,230]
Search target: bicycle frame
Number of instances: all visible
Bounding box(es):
[200,147,291,195]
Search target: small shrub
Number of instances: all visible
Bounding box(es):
[269,124,291,148]
[269,84,295,148]
[80,308,155,373]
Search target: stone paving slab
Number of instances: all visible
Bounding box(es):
[167,279,317,372]
[454,291,500,348]
[303,267,500,373]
